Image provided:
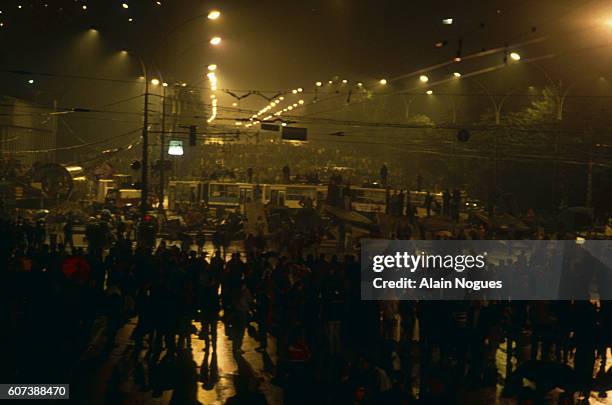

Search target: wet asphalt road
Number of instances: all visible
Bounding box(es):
[74,317,282,405]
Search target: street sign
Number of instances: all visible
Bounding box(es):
[281,126,307,141]
[168,140,184,156]
[261,123,279,131]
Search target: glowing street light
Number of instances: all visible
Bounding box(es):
[122,3,129,9]
[209,36,222,45]
[207,10,221,20]
[162,82,168,87]
[27,79,34,84]
[510,52,521,61]
[379,78,387,85]
[453,72,461,78]
[151,78,160,85]
[315,81,322,87]
[207,64,217,71]
[341,79,348,84]
[426,90,433,95]
[419,75,429,83]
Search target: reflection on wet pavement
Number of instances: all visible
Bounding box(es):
[193,321,282,404]
[100,318,283,405]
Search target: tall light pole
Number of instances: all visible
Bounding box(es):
[138,61,150,222]
[159,82,168,213]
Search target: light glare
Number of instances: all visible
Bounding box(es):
[208,10,221,20]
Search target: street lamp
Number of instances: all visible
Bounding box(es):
[419,75,429,83]
[379,78,387,85]
[510,52,521,61]
[208,10,221,20]
[151,78,160,85]
[207,64,217,71]
[210,36,222,45]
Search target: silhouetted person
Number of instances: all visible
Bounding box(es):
[424,192,433,217]
[380,164,388,187]
[63,217,74,251]
[231,282,252,355]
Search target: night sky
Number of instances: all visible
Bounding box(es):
[1,0,612,148]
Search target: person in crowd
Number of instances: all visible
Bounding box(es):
[63,216,74,251]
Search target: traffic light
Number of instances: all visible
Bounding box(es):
[189,125,197,146]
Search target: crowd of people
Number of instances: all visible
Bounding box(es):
[2,212,612,404]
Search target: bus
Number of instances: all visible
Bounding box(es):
[350,187,387,213]
[105,188,141,209]
[166,180,206,210]
[265,184,326,209]
[167,180,452,215]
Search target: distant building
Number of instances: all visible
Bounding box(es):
[0,95,57,168]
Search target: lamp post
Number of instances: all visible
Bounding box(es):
[159,82,168,213]
[133,60,163,224]
[137,60,150,223]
